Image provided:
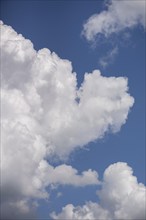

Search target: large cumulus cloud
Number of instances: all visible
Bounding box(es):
[1,21,134,218]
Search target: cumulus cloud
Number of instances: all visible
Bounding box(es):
[1,21,134,218]
[1,21,134,158]
[51,162,146,220]
[82,0,145,42]
[34,161,99,187]
[51,203,111,220]
[99,162,146,219]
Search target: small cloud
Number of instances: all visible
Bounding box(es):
[99,46,118,69]
[82,0,145,42]
[56,192,62,198]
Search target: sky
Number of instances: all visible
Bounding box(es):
[0,0,146,219]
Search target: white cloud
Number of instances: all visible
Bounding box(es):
[35,161,99,187]
[99,46,118,68]
[82,0,145,42]
[1,21,134,218]
[51,203,111,220]
[51,163,146,220]
[56,192,62,198]
[99,162,146,219]
[1,22,134,159]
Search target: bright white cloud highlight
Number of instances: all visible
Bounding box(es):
[51,203,111,220]
[51,162,146,220]
[35,161,99,187]
[82,0,145,41]
[1,21,134,218]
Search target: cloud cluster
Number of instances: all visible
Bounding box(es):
[82,0,145,42]
[1,21,134,218]
[51,162,146,220]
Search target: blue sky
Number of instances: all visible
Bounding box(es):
[1,0,145,219]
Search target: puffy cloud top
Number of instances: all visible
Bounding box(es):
[1,21,134,159]
[1,21,134,218]
[51,163,146,220]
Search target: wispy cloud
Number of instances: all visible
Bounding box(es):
[82,0,145,42]
[56,192,62,198]
[99,46,118,68]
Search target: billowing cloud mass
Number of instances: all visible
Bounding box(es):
[0,21,135,218]
[51,162,146,220]
[82,0,145,42]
